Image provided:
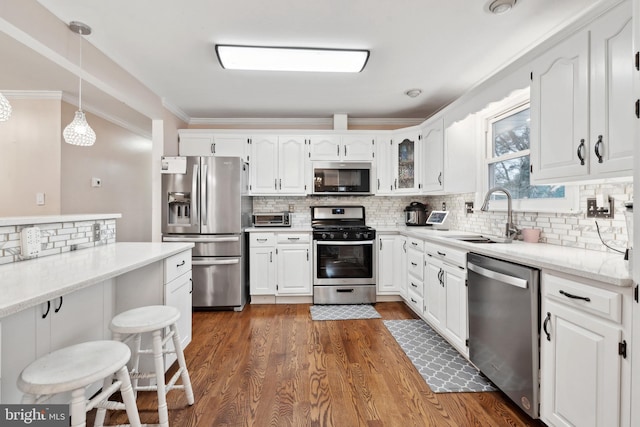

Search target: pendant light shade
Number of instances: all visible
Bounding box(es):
[0,92,12,122]
[63,111,96,146]
[64,21,95,146]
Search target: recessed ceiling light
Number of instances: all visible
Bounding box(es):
[488,0,517,14]
[405,89,422,98]
[215,45,370,73]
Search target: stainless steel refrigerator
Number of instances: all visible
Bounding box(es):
[162,156,251,311]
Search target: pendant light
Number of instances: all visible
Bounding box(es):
[63,21,96,146]
[0,92,11,122]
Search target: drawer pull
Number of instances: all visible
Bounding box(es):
[437,251,446,257]
[411,298,417,304]
[288,237,300,241]
[559,290,591,302]
[411,282,417,288]
[256,238,268,243]
[411,262,417,266]
[411,242,418,246]
[177,260,186,267]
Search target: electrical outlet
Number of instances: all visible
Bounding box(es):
[20,227,41,257]
[93,223,101,241]
[465,202,474,214]
[587,197,614,218]
[91,177,102,188]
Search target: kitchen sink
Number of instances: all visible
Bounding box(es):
[446,235,512,244]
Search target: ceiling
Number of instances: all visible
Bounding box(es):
[11,0,608,122]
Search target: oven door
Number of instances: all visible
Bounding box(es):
[313,240,375,285]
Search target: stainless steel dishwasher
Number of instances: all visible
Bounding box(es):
[467,253,540,419]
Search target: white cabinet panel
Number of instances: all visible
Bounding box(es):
[276,243,312,295]
[421,119,444,192]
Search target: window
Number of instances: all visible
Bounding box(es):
[482,90,577,212]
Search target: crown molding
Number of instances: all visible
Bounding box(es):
[188,116,424,128]
[1,90,62,100]
[162,98,190,124]
[348,117,423,126]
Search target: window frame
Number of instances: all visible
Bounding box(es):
[480,90,579,213]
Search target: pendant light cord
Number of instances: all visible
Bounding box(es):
[78,34,83,111]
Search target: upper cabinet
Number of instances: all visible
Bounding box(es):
[420,118,444,193]
[178,131,249,161]
[443,114,478,194]
[249,135,307,195]
[375,128,421,194]
[530,1,633,183]
[308,134,375,161]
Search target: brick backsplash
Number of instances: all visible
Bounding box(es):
[253,180,633,254]
[0,219,116,265]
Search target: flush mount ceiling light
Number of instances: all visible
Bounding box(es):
[63,21,96,147]
[215,45,370,73]
[0,92,11,122]
[405,89,422,98]
[488,0,517,14]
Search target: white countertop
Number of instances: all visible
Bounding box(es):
[0,242,194,318]
[0,213,122,226]
[391,226,632,287]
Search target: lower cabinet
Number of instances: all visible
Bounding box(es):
[423,243,468,356]
[164,270,193,368]
[1,281,114,404]
[540,271,631,427]
[249,232,312,299]
[377,234,403,295]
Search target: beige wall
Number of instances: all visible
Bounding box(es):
[0,98,61,216]
[163,108,188,156]
[61,102,153,241]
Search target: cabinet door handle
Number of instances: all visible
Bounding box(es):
[211,143,215,154]
[287,237,300,241]
[594,135,604,163]
[270,252,273,262]
[377,178,380,190]
[394,178,397,189]
[559,289,591,302]
[274,179,278,190]
[177,260,186,267]
[337,145,340,156]
[42,300,51,319]
[437,172,442,185]
[577,139,586,166]
[636,99,640,119]
[380,239,383,250]
[403,241,407,252]
[279,179,282,190]
[190,278,193,294]
[543,312,551,341]
[307,249,309,261]
[54,296,63,313]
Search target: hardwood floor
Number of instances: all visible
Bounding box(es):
[98,302,545,426]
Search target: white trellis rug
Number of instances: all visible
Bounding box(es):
[309,304,382,321]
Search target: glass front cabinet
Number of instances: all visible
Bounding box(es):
[393,129,421,193]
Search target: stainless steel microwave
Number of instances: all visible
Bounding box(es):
[312,162,372,196]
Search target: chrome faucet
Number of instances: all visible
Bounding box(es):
[481,187,519,240]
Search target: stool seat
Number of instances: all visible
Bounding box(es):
[111,305,180,334]
[18,340,131,396]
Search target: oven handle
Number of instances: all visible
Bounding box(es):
[315,240,375,246]
[163,236,240,243]
[468,262,528,289]
[192,259,239,266]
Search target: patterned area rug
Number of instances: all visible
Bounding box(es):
[384,319,496,393]
[310,304,382,321]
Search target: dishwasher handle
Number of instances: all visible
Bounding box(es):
[468,262,528,289]
[192,259,239,266]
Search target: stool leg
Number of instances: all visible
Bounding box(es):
[129,332,142,399]
[69,388,87,427]
[171,323,195,405]
[115,365,142,427]
[93,375,112,427]
[20,394,37,404]
[152,329,169,427]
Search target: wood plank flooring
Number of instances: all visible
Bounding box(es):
[97,302,546,426]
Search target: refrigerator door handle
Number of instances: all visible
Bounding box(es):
[202,163,208,225]
[163,236,240,243]
[192,259,240,266]
[191,163,199,226]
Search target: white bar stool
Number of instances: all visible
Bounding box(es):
[17,340,141,427]
[109,305,194,427]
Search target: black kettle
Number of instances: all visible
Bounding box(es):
[404,202,428,226]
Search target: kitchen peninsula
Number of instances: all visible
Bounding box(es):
[0,214,194,404]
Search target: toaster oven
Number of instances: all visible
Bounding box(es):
[252,212,291,227]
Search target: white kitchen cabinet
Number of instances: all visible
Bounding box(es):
[398,236,408,299]
[250,135,307,195]
[421,118,444,193]
[423,243,468,355]
[164,270,192,368]
[1,281,113,404]
[405,237,425,316]
[308,134,375,161]
[249,232,311,298]
[249,233,277,295]
[540,271,631,427]
[443,113,478,194]
[377,234,401,295]
[375,136,395,194]
[530,1,633,183]
[178,131,249,161]
[276,238,312,295]
[393,128,422,193]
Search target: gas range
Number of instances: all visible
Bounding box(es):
[310,205,375,240]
